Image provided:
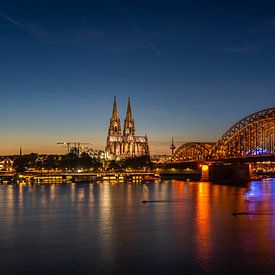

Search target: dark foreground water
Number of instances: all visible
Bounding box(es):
[1,180,275,274]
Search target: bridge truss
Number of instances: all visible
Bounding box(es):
[173,142,215,161]
[211,108,275,159]
[174,108,275,161]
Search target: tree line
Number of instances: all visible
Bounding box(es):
[13,153,152,172]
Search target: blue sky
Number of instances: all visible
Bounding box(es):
[0,0,274,154]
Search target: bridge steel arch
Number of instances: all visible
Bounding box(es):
[210,108,275,159]
[173,142,215,161]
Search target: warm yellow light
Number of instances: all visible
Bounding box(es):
[202,165,209,172]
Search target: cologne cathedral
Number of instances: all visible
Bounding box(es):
[106,97,149,158]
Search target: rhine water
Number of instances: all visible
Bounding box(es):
[1,179,275,274]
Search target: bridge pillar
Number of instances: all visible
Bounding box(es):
[201,165,209,181]
[204,163,249,182]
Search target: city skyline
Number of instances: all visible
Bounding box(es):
[1,99,273,155]
[0,1,274,155]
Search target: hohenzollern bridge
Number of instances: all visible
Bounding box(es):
[173,108,275,162]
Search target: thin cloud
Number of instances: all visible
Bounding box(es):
[0,11,105,44]
[24,22,61,44]
[0,11,22,26]
[0,11,61,43]
[70,27,105,41]
[218,19,275,54]
[148,41,162,56]
[113,3,137,12]
[218,45,258,53]
[116,7,162,56]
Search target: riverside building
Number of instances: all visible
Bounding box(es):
[106,97,149,158]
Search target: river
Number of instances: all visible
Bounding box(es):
[0,179,275,274]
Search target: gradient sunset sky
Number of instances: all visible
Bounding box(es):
[0,0,274,155]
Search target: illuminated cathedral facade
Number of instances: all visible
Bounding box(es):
[106,97,149,158]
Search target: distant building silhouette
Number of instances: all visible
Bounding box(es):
[106,96,149,158]
[0,157,13,171]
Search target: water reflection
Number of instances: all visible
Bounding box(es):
[244,181,263,201]
[0,179,275,274]
[98,183,114,267]
[195,183,212,269]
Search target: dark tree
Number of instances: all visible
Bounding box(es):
[13,153,39,172]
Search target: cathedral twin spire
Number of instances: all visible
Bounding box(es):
[112,96,119,121]
[124,97,135,136]
[109,96,121,136]
[106,96,149,157]
[109,96,135,137]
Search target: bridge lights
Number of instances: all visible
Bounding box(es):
[201,165,209,181]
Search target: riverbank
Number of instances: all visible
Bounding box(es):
[0,172,160,184]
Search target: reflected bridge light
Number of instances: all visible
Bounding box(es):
[201,165,209,181]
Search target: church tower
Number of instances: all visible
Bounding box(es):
[108,96,121,136]
[123,97,135,136]
[106,96,149,158]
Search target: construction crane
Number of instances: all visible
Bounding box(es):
[57,141,92,155]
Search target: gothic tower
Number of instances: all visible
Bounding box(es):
[106,96,149,158]
[123,97,135,136]
[108,96,121,136]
